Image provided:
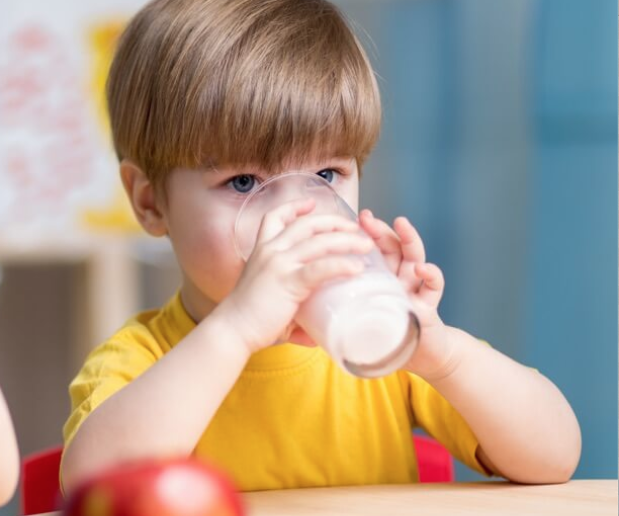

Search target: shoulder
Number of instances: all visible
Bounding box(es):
[78,306,168,378]
[115,307,167,356]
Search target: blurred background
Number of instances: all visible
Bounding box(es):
[0,0,616,513]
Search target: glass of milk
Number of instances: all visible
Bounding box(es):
[234,172,420,378]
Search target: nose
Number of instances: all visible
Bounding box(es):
[264,174,316,204]
[264,174,335,215]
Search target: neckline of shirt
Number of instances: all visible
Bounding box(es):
[159,291,325,375]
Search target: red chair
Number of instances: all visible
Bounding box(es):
[21,446,63,515]
[20,436,452,514]
[413,434,455,482]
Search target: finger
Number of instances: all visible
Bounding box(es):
[295,256,365,291]
[268,213,360,250]
[396,260,424,293]
[359,210,401,255]
[393,217,425,264]
[256,198,316,244]
[358,210,402,272]
[414,262,444,306]
[290,232,374,263]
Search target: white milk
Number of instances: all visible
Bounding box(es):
[295,271,419,377]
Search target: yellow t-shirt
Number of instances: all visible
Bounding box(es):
[63,293,488,491]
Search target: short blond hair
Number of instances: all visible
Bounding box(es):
[107,0,381,191]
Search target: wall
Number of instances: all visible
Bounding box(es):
[335,0,618,480]
[0,2,616,514]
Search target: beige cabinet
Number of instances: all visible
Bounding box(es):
[0,236,179,456]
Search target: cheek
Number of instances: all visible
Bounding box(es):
[171,216,245,300]
[335,178,359,214]
[200,241,245,300]
[347,196,359,214]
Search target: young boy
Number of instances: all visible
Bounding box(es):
[61,0,581,492]
[0,386,19,505]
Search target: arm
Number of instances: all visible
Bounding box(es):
[0,387,19,505]
[359,210,581,484]
[420,325,581,484]
[61,311,251,492]
[62,199,372,492]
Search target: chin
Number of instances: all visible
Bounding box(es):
[288,327,318,347]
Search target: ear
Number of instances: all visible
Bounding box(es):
[120,160,168,237]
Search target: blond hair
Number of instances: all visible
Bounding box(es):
[107,0,381,191]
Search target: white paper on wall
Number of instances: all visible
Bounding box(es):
[0,1,150,245]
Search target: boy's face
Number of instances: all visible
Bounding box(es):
[161,156,360,322]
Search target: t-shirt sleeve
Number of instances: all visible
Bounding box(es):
[62,328,162,450]
[400,336,502,477]
[403,371,491,476]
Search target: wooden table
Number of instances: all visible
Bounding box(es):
[35,480,617,516]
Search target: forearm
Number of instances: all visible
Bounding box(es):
[423,327,581,484]
[0,389,19,505]
[62,310,250,491]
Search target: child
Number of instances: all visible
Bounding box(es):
[0,386,18,505]
[61,0,581,492]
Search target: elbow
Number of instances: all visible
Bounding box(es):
[60,450,77,495]
[550,415,582,484]
[61,447,95,496]
[513,426,582,485]
[0,480,18,508]
[536,450,580,485]
[506,459,579,485]
[61,444,91,495]
[0,466,19,507]
[551,432,582,484]
[529,404,582,485]
[0,449,19,506]
[527,453,580,485]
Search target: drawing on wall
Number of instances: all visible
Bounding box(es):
[0,3,146,244]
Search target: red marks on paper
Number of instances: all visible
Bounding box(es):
[0,23,101,227]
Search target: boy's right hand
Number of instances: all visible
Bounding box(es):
[215,198,373,354]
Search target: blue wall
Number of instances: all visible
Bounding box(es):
[526,0,617,478]
[336,0,618,480]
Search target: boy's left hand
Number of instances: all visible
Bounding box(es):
[358,209,455,379]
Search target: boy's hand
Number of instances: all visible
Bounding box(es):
[358,209,455,379]
[218,199,374,355]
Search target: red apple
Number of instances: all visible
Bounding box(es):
[64,458,244,516]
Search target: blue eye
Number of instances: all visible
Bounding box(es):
[229,175,256,193]
[317,169,335,182]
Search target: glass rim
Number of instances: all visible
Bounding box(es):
[233,171,341,261]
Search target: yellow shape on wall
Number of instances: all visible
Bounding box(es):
[89,20,124,141]
[82,188,141,233]
[80,19,142,234]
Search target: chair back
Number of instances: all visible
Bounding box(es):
[413,434,455,482]
[19,436,453,513]
[21,446,63,515]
